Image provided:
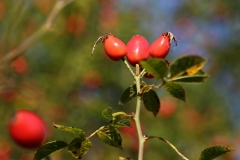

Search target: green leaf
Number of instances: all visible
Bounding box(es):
[102,107,113,119]
[68,138,92,159]
[112,112,132,127]
[170,55,207,78]
[164,82,185,102]
[142,89,160,117]
[118,84,137,107]
[140,58,168,79]
[198,145,235,160]
[34,140,68,160]
[97,125,122,149]
[53,123,86,140]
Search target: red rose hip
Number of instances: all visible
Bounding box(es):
[149,32,178,58]
[7,110,47,149]
[126,35,150,66]
[103,33,127,61]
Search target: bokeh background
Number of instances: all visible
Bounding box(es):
[0,0,239,159]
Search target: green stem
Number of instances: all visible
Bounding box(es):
[146,136,189,160]
[121,58,135,79]
[139,69,146,78]
[121,60,145,159]
[86,126,105,139]
[134,65,145,160]
[153,82,165,89]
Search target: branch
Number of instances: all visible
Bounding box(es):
[86,126,104,140]
[121,58,135,79]
[146,136,189,160]
[134,64,145,160]
[0,0,74,71]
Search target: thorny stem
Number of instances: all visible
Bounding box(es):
[0,0,74,72]
[146,136,189,160]
[134,64,145,160]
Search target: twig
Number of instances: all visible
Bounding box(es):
[146,136,189,160]
[0,0,74,71]
[86,120,113,139]
[86,126,104,140]
[139,69,146,78]
[122,58,135,79]
[153,82,164,89]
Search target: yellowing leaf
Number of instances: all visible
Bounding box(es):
[170,55,207,78]
[186,62,205,76]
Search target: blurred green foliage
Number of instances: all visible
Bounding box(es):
[0,0,239,160]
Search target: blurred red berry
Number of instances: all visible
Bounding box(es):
[0,90,17,102]
[11,56,28,74]
[66,14,86,36]
[159,97,177,118]
[7,110,47,149]
[0,141,11,160]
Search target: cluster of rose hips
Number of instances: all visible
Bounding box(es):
[94,32,178,67]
